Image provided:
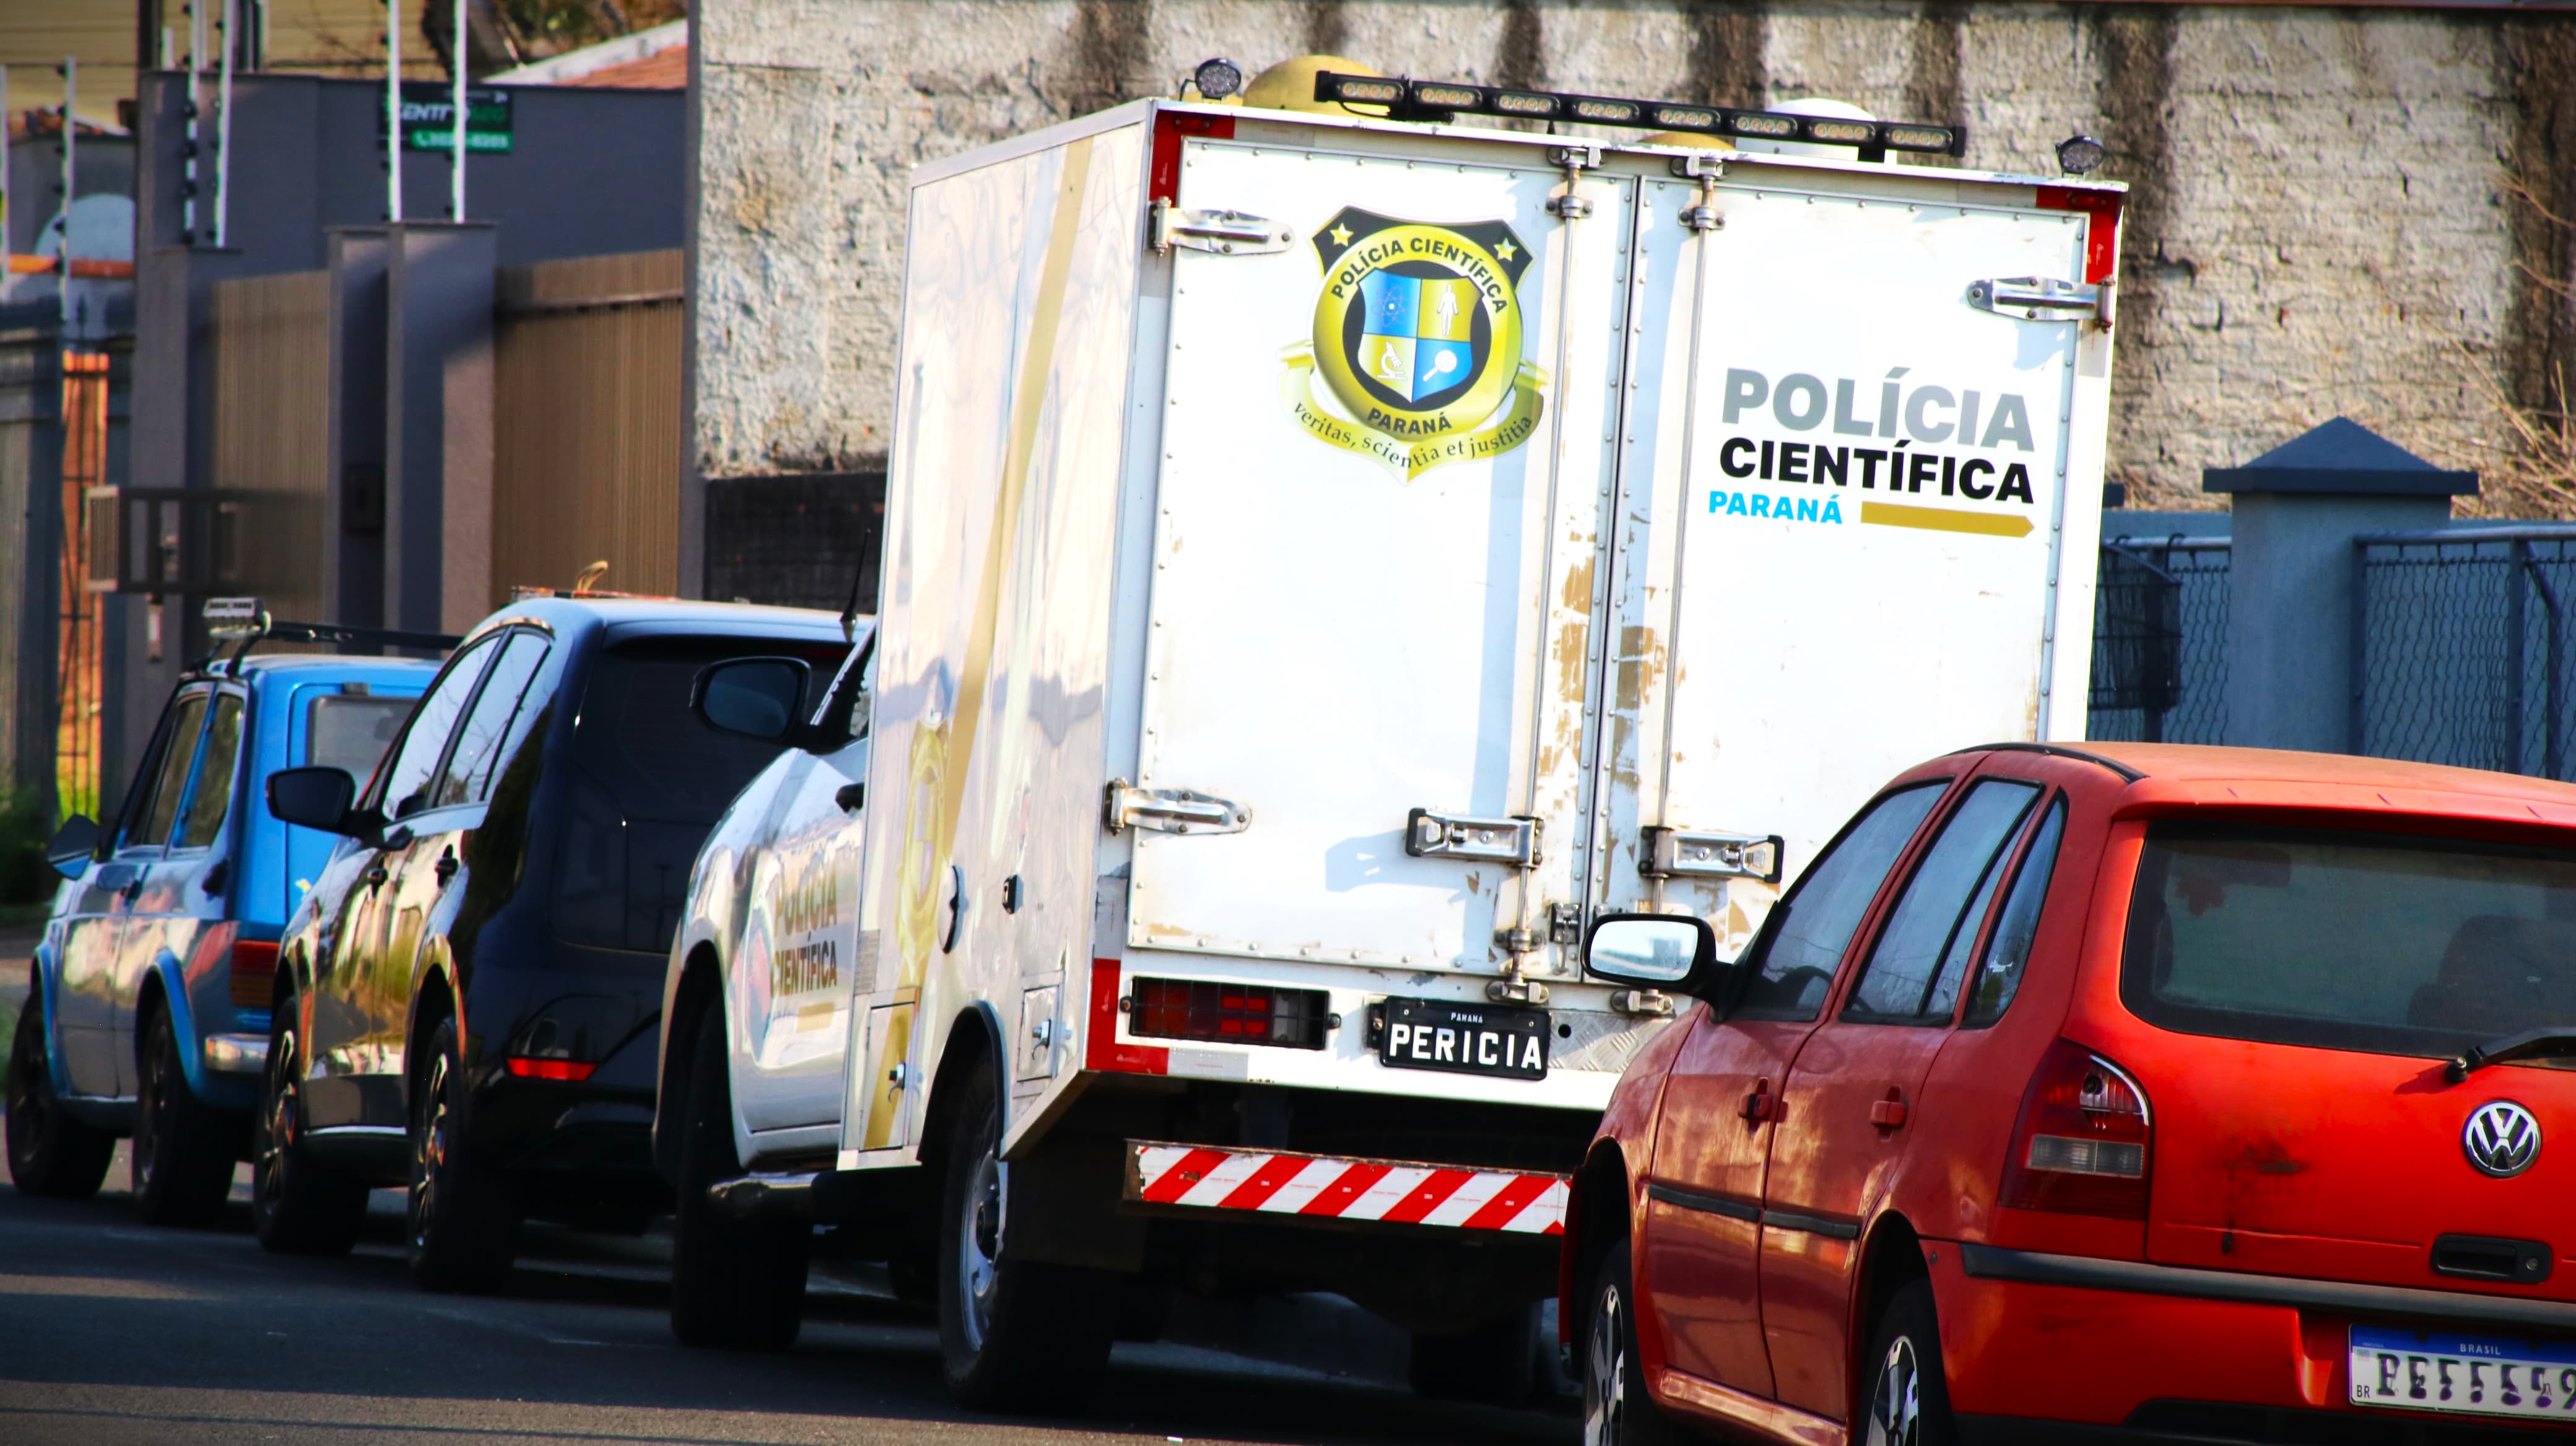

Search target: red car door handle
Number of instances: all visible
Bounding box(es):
[433,850,459,887]
[1741,1079,1775,1122]
[1871,1093,1909,1129]
[363,866,389,889]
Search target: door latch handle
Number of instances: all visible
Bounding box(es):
[363,865,389,889]
[1741,1079,1775,1123]
[1870,1092,1909,1130]
[433,850,459,887]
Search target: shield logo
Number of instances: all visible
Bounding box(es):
[1285,207,1546,480]
[2463,1100,2541,1178]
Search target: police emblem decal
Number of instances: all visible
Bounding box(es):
[1284,207,1547,479]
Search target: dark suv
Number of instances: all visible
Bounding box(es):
[258,596,855,1290]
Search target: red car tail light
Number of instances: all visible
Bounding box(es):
[2001,1038,2152,1219]
[1128,977,1329,1049]
[504,1056,598,1082]
[228,938,281,1009]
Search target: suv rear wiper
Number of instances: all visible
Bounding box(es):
[2447,1028,2576,1083]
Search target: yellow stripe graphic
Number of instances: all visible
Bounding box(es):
[1859,501,2035,539]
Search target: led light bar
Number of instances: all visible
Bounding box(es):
[1311,71,1967,159]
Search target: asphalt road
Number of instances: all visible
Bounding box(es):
[0,1154,1575,1446]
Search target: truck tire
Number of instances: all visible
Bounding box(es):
[936,1064,1115,1413]
[669,1011,807,1351]
[1859,1279,1959,1446]
[1582,1234,1681,1446]
[1411,1302,1540,1408]
[253,996,367,1256]
[6,999,114,1199]
[132,1004,238,1226]
[406,1014,520,1293]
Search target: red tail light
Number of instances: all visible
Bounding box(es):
[2001,1038,2152,1219]
[505,1056,598,1082]
[228,938,280,1009]
[1128,977,1329,1050]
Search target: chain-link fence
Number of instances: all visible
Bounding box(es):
[2354,528,2576,780]
[2090,538,2231,744]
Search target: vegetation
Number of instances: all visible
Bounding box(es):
[0,790,59,912]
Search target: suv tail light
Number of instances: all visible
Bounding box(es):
[1128,977,1329,1049]
[2001,1038,2152,1219]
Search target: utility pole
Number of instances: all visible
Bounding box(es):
[385,0,402,222]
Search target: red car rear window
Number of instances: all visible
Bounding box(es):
[2121,823,2576,1065]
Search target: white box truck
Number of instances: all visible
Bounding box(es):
[655,76,2125,1412]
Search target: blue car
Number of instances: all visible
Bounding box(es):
[6,612,440,1222]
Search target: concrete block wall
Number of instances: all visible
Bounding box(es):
[692,1,2576,510]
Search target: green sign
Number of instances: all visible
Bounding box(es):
[380,84,514,154]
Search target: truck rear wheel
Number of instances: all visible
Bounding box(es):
[133,1004,237,1226]
[6,1000,114,1200]
[1411,1302,1541,1408]
[670,1010,807,1351]
[936,1065,1114,1413]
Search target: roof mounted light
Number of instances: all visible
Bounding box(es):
[1312,71,1966,159]
[1190,56,1243,101]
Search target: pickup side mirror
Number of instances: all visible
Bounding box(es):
[693,657,811,745]
[1585,912,1722,996]
[46,815,102,879]
[268,765,365,837]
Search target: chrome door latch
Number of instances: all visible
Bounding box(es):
[1967,275,2111,326]
[1405,809,1542,868]
[1103,779,1251,835]
[1151,199,1292,256]
[1638,827,1784,884]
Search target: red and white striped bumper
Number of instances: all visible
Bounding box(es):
[1125,1140,1567,1235]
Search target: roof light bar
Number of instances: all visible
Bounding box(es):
[1311,71,1967,159]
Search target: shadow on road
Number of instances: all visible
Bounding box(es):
[0,1178,1575,1445]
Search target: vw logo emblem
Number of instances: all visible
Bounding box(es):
[2464,1101,2542,1179]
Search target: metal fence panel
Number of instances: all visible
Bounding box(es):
[492,249,683,605]
[2090,538,2230,745]
[2356,529,2576,780]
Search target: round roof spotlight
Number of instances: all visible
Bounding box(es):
[1192,56,1245,101]
[2056,133,2106,176]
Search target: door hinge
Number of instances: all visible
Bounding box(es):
[1404,808,1541,868]
[1638,827,1783,884]
[1151,198,1292,256]
[1967,275,2110,326]
[1547,145,1602,220]
[1103,779,1251,835]
[1670,153,1726,232]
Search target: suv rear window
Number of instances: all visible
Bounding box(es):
[2123,823,2576,1065]
[553,635,848,953]
[308,694,416,781]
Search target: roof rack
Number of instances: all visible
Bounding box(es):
[1956,740,2146,783]
[201,597,461,675]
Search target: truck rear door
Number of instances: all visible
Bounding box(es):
[1592,159,2108,944]
[1129,129,1631,983]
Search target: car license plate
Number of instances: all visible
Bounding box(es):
[2350,1325,2576,1421]
[1376,997,1548,1081]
